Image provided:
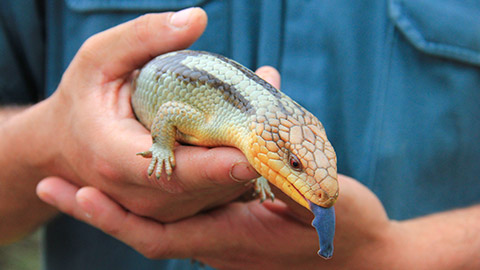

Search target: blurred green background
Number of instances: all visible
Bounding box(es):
[0,231,41,270]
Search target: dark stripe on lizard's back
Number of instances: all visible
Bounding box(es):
[148,51,255,114]
[196,51,305,116]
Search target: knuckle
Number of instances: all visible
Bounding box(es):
[81,34,99,51]
[132,14,155,46]
[92,157,122,182]
[126,200,152,216]
[201,150,220,180]
[202,149,235,184]
[124,198,185,223]
[140,243,172,259]
[76,34,101,62]
[140,245,158,259]
[101,222,122,236]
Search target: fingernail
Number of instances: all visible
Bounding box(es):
[230,162,259,182]
[170,7,195,28]
[38,191,56,206]
[36,182,56,205]
[77,195,93,219]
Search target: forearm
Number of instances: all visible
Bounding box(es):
[388,204,480,269]
[0,101,59,244]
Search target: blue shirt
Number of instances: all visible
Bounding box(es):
[1,1,479,269]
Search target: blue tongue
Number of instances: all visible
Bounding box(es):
[309,202,335,259]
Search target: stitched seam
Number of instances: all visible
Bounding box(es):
[390,0,480,65]
[366,13,396,189]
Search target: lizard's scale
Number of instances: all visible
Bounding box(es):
[132,50,339,209]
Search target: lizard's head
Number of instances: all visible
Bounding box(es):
[247,110,338,210]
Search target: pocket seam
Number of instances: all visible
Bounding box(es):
[65,0,206,12]
[389,0,480,66]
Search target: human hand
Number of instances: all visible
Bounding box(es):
[33,8,261,222]
[37,172,399,270]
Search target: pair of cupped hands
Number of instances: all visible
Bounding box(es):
[36,8,393,270]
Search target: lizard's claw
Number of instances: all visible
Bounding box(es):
[137,143,176,180]
[253,177,275,202]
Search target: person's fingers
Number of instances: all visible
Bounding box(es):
[75,186,238,259]
[37,177,315,262]
[71,8,208,83]
[37,178,174,257]
[36,177,87,220]
[255,66,281,89]
[111,141,258,191]
[75,185,198,259]
[172,145,259,185]
[36,176,229,258]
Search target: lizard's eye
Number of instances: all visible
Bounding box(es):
[289,153,303,171]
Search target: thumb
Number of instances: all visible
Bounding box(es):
[255,66,281,89]
[70,8,208,83]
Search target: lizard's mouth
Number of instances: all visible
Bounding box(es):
[264,174,337,211]
[284,177,338,210]
[278,180,311,210]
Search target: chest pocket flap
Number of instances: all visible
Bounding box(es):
[66,0,206,12]
[389,0,480,66]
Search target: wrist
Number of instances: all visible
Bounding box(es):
[379,221,414,269]
[385,213,478,270]
[0,100,62,243]
[382,219,454,270]
[1,98,60,181]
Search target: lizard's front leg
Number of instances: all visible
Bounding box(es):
[138,101,206,179]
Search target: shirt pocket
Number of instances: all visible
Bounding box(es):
[374,0,480,219]
[66,0,207,12]
[388,0,480,66]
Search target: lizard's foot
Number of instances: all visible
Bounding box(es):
[252,177,275,202]
[137,143,176,179]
